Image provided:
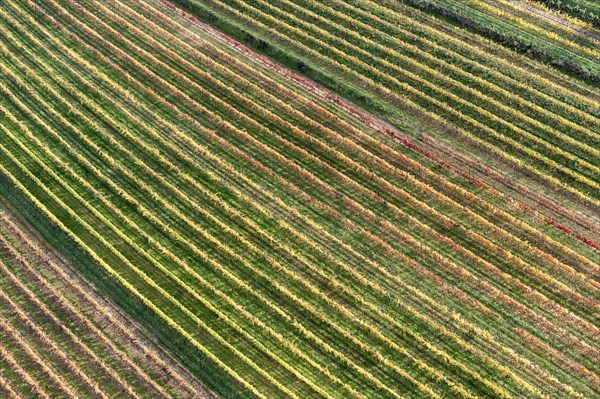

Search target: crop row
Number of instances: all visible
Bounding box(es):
[0,263,119,398]
[212,0,600,192]
[340,0,599,129]
[180,0,600,256]
[245,0,600,161]
[59,0,596,304]
[373,0,600,105]
[177,0,600,209]
[158,0,600,255]
[69,0,600,324]
[303,0,600,144]
[2,0,598,397]
[27,3,596,378]
[0,30,436,396]
[9,0,600,384]
[0,311,75,398]
[533,0,600,26]
[448,0,599,55]
[0,42,482,398]
[0,208,209,399]
[3,9,592,399]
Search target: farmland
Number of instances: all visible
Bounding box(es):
[0,0,598,398]
[0,201,215,398]
[173,0,600,213]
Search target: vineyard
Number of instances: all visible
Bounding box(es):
[0,201,215,398]
[0,0,598,398]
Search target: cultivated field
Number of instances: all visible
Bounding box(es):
[0,0,598,398]
[173,0,600,217]
[0,202,216,398]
